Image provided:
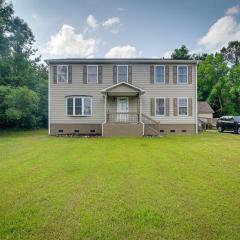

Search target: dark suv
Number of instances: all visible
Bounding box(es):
[217,116,240,134]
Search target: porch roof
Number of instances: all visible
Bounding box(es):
[101,82,145,96]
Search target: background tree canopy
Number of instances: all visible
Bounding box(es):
[0,0,239,129]
[0,0,48,129]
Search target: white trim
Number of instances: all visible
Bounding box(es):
[48,66,51,135]
[177,65,188,85]
[195,62,198,134]
[178,97,188,116]
[101,81,145,94]
[57,65,68,84]
[117,65,128,83]
[66,96,92,116]
[102,94,107,137]
[87,65,98,84]
[46,59,199,65]
[154,65,165,84]
[155,97,166,116]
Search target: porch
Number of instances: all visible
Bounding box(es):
[101,82,160,137]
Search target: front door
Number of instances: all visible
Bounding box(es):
[117,97,129,122]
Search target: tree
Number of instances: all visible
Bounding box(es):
[221,41,240,65]
[171,45,191,60]
[198,53,229,116]
[4,87,39,128]
[0,0,48,129]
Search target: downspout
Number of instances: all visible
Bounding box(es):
[48,65,51,135]
[139,93,145,136]
[195,61,198,134]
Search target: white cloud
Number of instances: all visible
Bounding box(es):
[226,5,240,15]
[163,51,172,58]
[31,13,39,20]
[105,45,140,58]
[117,7,126,12]
[198,15,240,52]
[46,24,98,58]
[86,14,98,29]
[102,17,120,28]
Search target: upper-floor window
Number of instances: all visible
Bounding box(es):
[57,65,68,83]
[178,97,188,116]
[67,96,92,116]
[117,65,128,83]
[87,65,98,84]
[177,66,188,84]
[156,98,165,116]
[155,65,165,84]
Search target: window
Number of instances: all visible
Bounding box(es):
[178,98,188,116]
[67,97,92,116]
[57,65,68,83]
[156,98,165,116]
[155,65,165,84]
[67,98,73,115]
[178,66,188,84]
[117,65,128,83]
[87,65,98,83]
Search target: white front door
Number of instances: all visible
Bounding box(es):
[117,97,129,122]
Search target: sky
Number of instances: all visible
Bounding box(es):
[9,0,240,59]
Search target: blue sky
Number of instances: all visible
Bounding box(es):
[10,0,240,59]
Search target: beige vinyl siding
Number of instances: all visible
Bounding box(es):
[132,64,196,124]
[198,113,213,119]
[50,63,196,125]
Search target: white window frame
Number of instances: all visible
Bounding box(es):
[155,97,165,116]
[177,65,188,84]
[154,65,165,84]
[57,65,68,84]
[87,65,98,84]
[66,96,92,116]
[117,65,128,83]
[178,97,188,116]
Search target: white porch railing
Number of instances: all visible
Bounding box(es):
[106,112,140,123]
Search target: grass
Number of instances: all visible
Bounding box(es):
[0,130,240,240]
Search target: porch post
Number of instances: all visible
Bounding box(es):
[104,94,107,123]
[139,93,142,123]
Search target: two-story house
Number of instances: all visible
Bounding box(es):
[46,58,198,137]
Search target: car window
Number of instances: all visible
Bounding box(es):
[234,116,240,122]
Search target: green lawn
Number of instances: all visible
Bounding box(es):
[0,130,240,240]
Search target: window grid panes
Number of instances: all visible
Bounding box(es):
[67,98,73,115]
[117,66,128,83]
[58,65,68,83]
[67,97,92,116]
[178,66,188,84]
[87,66,98,83]
[179,98,188,116]
[155,66,165,83]
[84,98,91,116]
[156,98,165,115]
[75,98,82,115]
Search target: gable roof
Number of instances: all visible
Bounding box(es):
[198,101,214,113]
[101,82,145,94]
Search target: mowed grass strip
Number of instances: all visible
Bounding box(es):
[0,130,239,240]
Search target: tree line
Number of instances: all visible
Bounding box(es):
[0,0,48,129]
[0,0,239,130]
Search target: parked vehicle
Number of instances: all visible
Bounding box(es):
[217,116,240,134]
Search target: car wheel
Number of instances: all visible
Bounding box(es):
[218,126,223,133]
[236,127,240,134]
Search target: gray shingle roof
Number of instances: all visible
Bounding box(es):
[198,101,214,113]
